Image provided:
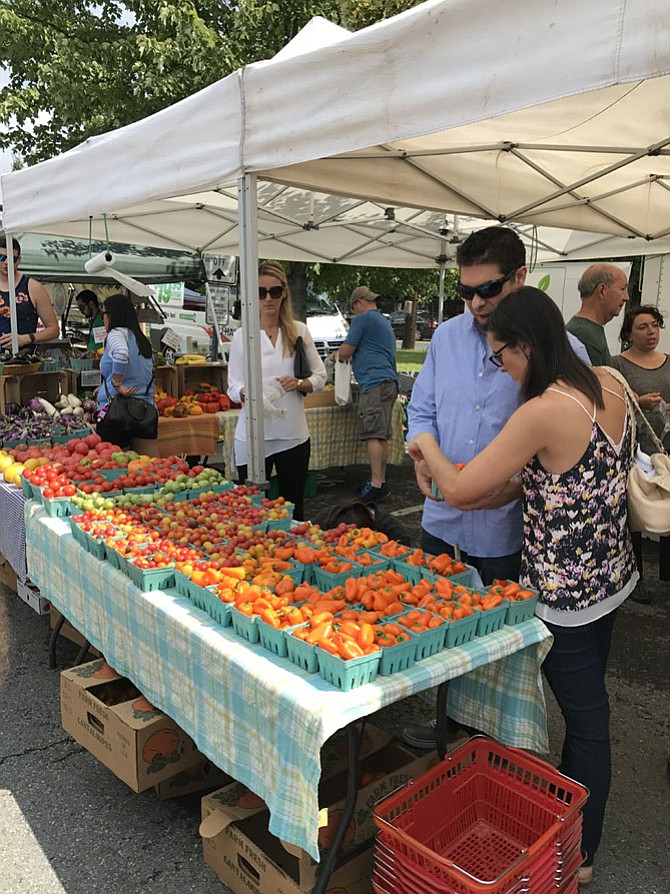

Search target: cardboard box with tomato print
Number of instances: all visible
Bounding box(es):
[60,658,209,793]
[200,740,437,892]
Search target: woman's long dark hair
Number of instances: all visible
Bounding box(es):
[103,293,153,359]
[489,287,604,408]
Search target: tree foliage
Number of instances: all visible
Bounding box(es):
[0,0,424,165]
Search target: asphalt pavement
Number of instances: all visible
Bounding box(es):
[0,455,668,894]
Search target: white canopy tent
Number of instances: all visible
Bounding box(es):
[2,0,670,482]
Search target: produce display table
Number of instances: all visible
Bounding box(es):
[26,504,552,864]
[0,480,28,581]
[155,413,221,457]
[220,399,406,474]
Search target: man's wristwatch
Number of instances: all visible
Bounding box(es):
[29,333,36,344]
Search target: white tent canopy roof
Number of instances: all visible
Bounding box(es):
[2,0,670,250]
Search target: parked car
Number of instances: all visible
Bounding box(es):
[389,310,437,341]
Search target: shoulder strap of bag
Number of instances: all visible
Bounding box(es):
[603,366,667,456]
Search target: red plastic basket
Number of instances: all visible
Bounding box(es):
[373,737,587,894]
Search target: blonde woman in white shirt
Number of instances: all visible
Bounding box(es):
[227,261,326,519]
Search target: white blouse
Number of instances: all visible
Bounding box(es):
[227,321,326,467]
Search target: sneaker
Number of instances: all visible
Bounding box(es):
[401,719,438,750]
[359,480,391,503]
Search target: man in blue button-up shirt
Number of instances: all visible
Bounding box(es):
[404,227,589,750]
[408,227,590,581]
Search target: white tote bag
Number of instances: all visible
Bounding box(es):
[334,359,352,406]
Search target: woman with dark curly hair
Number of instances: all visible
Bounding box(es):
[611,304,670,592]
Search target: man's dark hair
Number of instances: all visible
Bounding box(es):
[489,287,603,407]
[76,289,99,308]
[0,233,21,256]
[456,226,525,276]
[101,293,153,359]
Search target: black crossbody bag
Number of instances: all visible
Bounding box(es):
[293,336,311,379]
[100,373,158,439]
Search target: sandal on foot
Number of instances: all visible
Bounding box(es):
[577,865,593,886]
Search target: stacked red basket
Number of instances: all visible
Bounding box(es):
[373,737,588,894]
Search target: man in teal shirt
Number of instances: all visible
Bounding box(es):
[566,264,629,364]
[76,289,105,352]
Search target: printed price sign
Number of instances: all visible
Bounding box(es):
[161,328,182,350]
[92,326,107,344]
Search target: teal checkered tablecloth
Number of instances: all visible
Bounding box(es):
[26,504,552,862]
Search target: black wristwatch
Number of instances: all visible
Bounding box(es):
[29,333,36,344]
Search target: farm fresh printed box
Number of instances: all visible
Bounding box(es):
[60,658,206,792]
[200,740,437,892]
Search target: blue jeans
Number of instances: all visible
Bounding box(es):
[420,528,521,586]
[542,611,618,866]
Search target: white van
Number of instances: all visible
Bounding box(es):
[149,283,213,355]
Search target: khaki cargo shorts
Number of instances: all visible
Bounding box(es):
[357,380,399,440]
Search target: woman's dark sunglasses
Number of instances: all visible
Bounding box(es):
[259,285,284,299]
[456,268,518,302]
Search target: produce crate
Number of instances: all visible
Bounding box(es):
[187,583,232,628]
[0,370,70,415]
[69,519,89,552]
[444,612,479,648]
[176,362,227,397]
[378,632,418,676]
[20,475,34,499]
[41,496,74,518]
[70,358,93,371]
[230,606,259,644]
[317,647,380,691]
[475,599,510,637]
[125,558,175,592]
[257,619,290,658]
[153,364,178,398]
[356,551,392,573]
[285,626,319,673]
[99,468,126,482]
[313,559,363,591]
[81,530,108,561]
[104,540,127,570]
[373,736,587,894]
[499,582,541,626]
[397,615,446,661]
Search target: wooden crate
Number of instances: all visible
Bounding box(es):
[177,362,227,397]
[154,364,178,398]
[0,370,70,414]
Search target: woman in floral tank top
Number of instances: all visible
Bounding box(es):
[409,288,638,887]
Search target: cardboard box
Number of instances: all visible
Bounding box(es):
[0,553,18,592]
[304,389,336,409]
[200,802,374,894]
[154,364,179,398]
[0,370,70,415]
[60,658,203,792]
[153,757,233,800]
[201,739,436,891]
[50,607,101,657]
[16,579,51,615]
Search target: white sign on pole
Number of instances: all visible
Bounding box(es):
[206,283,236,329]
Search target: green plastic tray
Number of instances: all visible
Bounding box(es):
[443,612,479,648]
[230,606,259,644]
[313,560,363,591]
[317,648,380,691]
[125,559,175,592]
[378,633,417,676]
[475,599,510,637]
[285,626,319,673]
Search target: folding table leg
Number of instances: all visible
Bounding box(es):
[48,614,66,669]
[313,721,364,894]
[436,680,450,760]
[73,640,92,666]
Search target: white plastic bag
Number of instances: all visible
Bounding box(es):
[334,359,352,406]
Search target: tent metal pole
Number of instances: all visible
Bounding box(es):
[238,173,267,488]
[437,237,446,326]
[6,234,19,355]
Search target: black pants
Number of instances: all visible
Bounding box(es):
[420,528,521,585]
[236,439,311,521]
[631,530,670,581]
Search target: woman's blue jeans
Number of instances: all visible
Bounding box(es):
[542,610,618,867]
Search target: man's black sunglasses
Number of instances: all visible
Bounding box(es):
[456,268,519,302]
[259,285,284,299]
